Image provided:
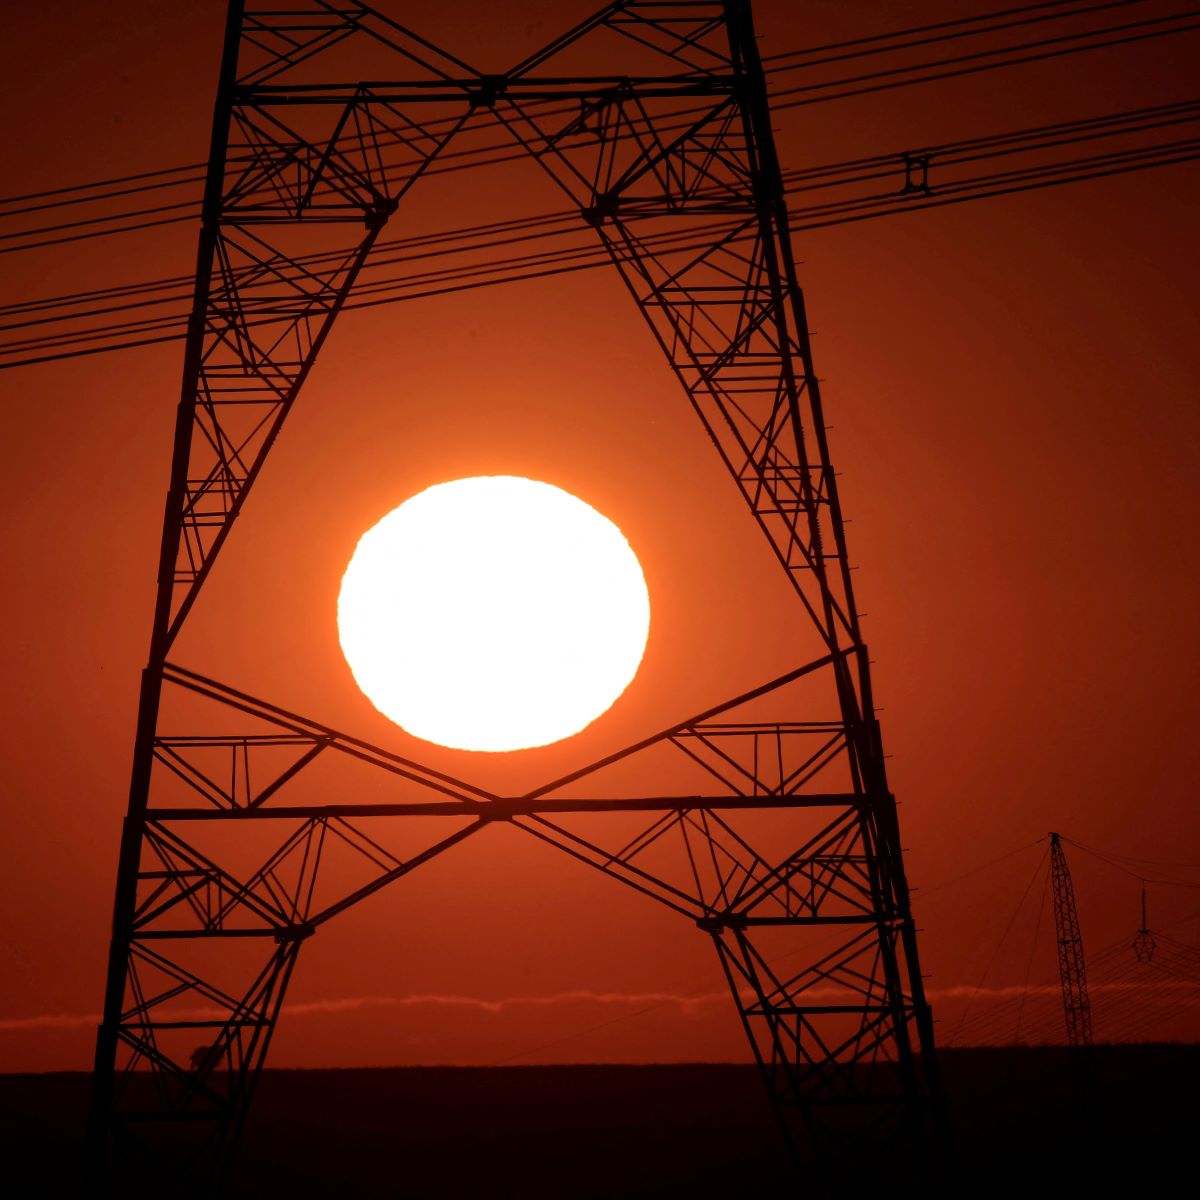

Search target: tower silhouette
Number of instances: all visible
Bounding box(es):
[88,0,940,1182]
[1049,832,1093,1046]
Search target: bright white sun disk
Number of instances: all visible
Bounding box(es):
[337,476,650,752]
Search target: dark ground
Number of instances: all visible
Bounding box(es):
[2,1045,1195,1197]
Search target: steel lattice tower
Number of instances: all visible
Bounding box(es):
[88,0,940,1183]
[1049,832,1093,1046]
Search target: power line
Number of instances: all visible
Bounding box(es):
[760,0,1147,63]
[2,146,1194,366]
[918,838,1045,896]
[945,849,1050,1046]
[2,0,1195,251]
[1014,866,1053,1041]
[1062,836,1200,889]
[1,96,1195,369]
[769,6,1200,105]
[0,1,1117,207]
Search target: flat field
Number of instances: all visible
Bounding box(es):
[2,1046,1194,1197]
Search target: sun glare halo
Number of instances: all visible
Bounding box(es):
[337,476,650,752]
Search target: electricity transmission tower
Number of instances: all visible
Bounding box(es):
[1132,881,1156,962]
[1049,833,1093,1046]
[88,0,940,1183]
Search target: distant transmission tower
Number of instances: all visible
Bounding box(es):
[1132,881,1156,962]
[1049,833,1093,1046]
[87,0,939,1183]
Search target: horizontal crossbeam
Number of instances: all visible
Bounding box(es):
[238,78,739,103]
[143,792,879,820]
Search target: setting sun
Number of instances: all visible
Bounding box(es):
[337,476,651,752]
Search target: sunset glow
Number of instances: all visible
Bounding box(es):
[337,476,650,752]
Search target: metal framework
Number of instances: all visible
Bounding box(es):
[1132,881,1156,962]
[88,0,939,1184]
[1049,833,1093,1047]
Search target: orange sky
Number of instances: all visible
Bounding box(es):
[1,0,1198,1073]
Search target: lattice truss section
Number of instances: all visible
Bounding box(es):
[512,668,926,1140]
[107,675,490,1170]
[503,96,858,644]
[91,0,939,1181]
[163,10,483,641]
